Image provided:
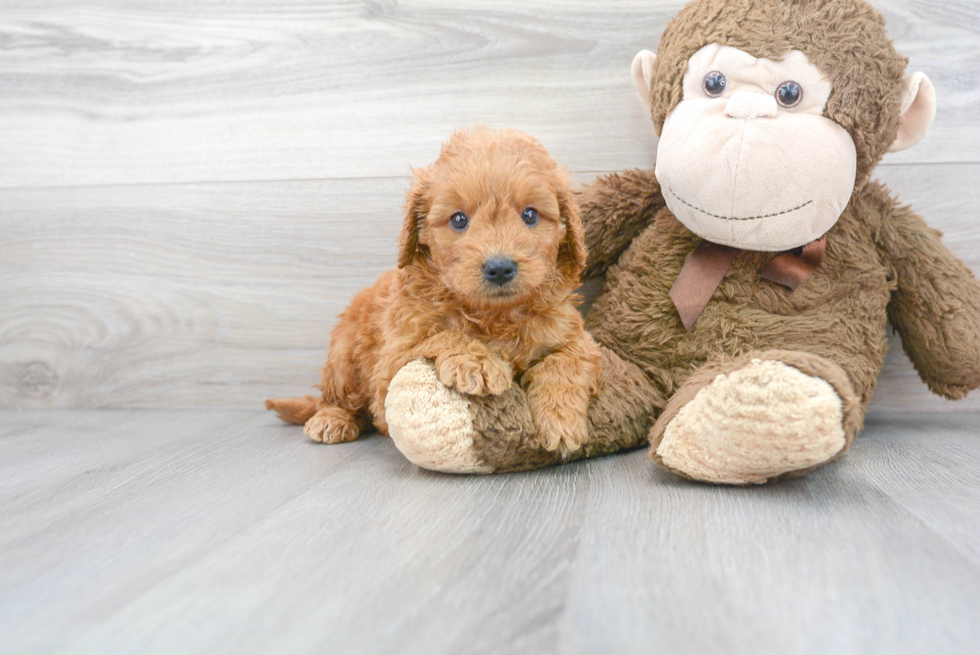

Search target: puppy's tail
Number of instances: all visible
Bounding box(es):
[265,395,320,425]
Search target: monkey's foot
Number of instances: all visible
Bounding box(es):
[650,350,862,485]
[385,359,495,473]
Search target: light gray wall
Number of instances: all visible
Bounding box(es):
[1,0,978,410]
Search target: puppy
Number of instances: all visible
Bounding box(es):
[265,127,601,455]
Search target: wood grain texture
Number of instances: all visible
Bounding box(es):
[560,414,980,655]
[1,0,979,410]
[0,178,402,408]
[2,165,978,410]
[0,0,977,189]
[0,409,977,654]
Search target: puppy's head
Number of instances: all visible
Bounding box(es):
[398,127,585,309]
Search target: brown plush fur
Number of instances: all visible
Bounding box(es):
[465,347,663,472]
[266,127,601,454]
[415,0,980,478]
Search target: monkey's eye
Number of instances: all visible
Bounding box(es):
[450,212,468,231]
[776,81,802,107]
[703,71,727,97]
[521,207,539,227]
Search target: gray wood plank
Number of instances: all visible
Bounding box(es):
[0,410,977,654]
[0,410,587,654]
[2,165,978,411]
[0,411,365,653]
[0,178,402,409]
[851,414,980,567]
[0,410,243,547]
[557,418,980,655]
[0,0,976,189]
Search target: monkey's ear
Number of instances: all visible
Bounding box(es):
[631,50,657,111]
[888,72,936,153]
[397,167,430,268]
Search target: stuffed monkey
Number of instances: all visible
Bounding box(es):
[383,0,980,483]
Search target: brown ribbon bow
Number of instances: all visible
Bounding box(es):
[669,236,827,332]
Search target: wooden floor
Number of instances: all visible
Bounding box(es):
[1,409,978,654]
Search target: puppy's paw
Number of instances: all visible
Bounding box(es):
[304,407,361,444]
[436,352,513,396]
[529,397,590,456]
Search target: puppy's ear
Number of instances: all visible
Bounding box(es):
[398,167,430,268]
[556,175,587,280]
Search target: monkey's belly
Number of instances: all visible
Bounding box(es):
[585,218,892,408]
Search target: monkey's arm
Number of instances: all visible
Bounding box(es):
[579,169,665,277]
[872,185,980,399]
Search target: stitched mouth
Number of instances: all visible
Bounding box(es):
[666,186,812,221]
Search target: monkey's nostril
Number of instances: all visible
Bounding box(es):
[483,257,518,286]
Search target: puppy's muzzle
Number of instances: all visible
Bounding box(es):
[483,256,517,286]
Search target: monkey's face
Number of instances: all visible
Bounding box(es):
[654,44,857,252]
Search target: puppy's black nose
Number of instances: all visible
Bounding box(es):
[483,257,517,285]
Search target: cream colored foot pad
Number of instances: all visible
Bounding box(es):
[657,359,846,484]
[385,359,492,474]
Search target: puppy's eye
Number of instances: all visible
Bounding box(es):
[776,81,802,107]
[450,212,468,232]
[521,207,539,227]
[703,71,727,97]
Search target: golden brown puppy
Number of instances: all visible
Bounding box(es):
[266,127,601,456]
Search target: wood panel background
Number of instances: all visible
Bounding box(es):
[1,0,978,410]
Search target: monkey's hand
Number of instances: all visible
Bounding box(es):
[873,183,980,399]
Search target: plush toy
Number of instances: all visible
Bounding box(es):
[383,0,980,483]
